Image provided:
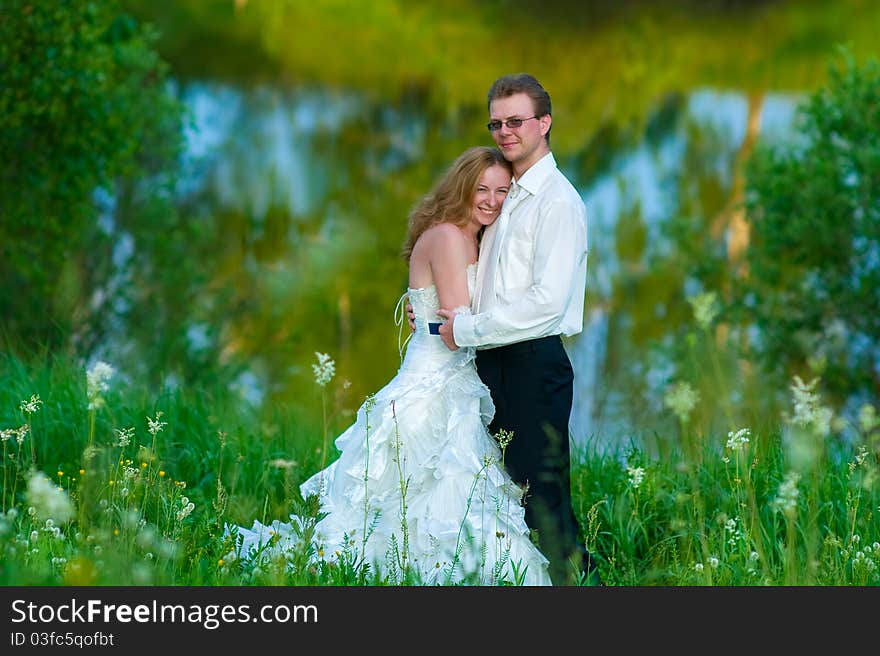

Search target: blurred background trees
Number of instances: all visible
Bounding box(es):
[737,52,880,407]
[0,1,184,352]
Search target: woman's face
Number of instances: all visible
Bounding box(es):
[470,164,511,229]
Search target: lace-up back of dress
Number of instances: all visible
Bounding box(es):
[407,285,440,333]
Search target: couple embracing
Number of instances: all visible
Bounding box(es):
[232,74,596,586]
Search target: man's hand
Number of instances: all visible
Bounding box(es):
[406,302,416,332]
[436,308,458,351]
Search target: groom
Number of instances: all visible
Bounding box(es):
[436,73,595,585]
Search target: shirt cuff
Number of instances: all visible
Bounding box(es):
[453,312,479,347]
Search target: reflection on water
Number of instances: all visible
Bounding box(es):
[569,89,799,448]
[110,80,799,450]
[180,84,365,218]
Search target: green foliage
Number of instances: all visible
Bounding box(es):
[0,351,322,585]
[573,428,880,586]
[0,1,183,348]
[739,50,880,403]
[3,352,878,585]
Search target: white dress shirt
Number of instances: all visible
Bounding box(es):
[454,152,588,349]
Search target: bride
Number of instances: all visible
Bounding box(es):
[228,146,551,585]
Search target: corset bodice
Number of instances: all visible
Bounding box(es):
[398,263,476,373]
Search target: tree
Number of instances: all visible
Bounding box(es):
[738,50,880,405]
[0,1,183,349]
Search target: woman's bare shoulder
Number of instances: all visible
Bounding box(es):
[414,222,467,256]
[422,222,464,241]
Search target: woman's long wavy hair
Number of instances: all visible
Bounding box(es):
[401,146,511,263]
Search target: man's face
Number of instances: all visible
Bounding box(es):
[488,92,550,172]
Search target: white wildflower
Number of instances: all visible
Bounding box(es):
[25,471,74,523]
[312,352,336,387]
[687,291,720,330]
[749,551,760,562]
[176,496,195,522]
[788,375,833,435]
[146,411,167,437]
[726,428,751,451]
[664,381,700,424]
[269,458,298,470]
[86,361,115,411]
[771,471,800,516]
[20,394,43,415]
[494,428,514,451]
[726,517,743,546]
[708,556,719,569]
[114,427,135,448]
[1,426,28,444]
[694,562,704,572]
[850,445,869,472]
[627,465,646,489]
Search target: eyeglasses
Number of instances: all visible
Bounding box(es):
[487,116,540,132]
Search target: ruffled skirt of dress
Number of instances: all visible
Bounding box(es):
[226,348,551,586]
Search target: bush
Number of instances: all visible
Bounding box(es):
[739,50,880,405]
[0,1,183,349]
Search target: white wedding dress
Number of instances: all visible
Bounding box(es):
[227,264,551,585]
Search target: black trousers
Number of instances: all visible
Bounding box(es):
[476,335,590,584]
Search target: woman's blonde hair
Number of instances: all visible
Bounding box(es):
[401,146,511,263]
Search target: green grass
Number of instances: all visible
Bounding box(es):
[1,350,878,586]
[572,425,880,585]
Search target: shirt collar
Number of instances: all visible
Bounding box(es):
[512,152,556,196]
